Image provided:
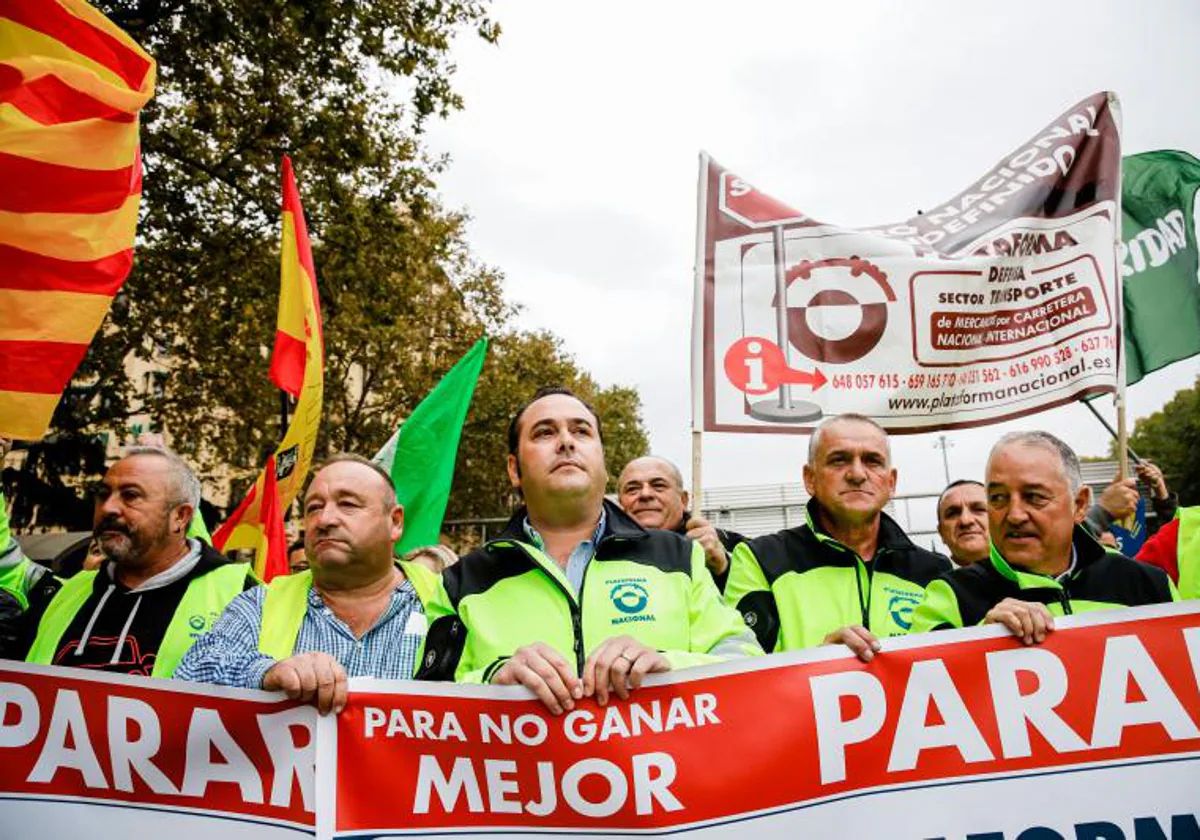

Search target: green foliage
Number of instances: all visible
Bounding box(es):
[1116,376,1200,505]
[13,1,649,529]
[451,331,650,519]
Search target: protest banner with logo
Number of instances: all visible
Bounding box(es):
[695,92,1123,433]
[0,662,316,837]
[317,601,1200,839]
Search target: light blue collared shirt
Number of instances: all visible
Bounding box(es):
[523,509,607,595]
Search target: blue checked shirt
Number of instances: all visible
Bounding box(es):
[174,576,426,689]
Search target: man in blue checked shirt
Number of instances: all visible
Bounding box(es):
[175,454,446,713]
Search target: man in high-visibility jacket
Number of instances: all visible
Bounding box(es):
[422,387,761,715]
[176,455,442,714]
[725,414,950,661]
[1136,507,1200,599]
[910,432,1176,639]
[0,505,59,661]
[0,437,60,660]
[25,447,252,676]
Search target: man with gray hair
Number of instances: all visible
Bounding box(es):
[22,447,253,675]
[726,413,949,661]
[910,431,1176,640]
[617,455,745,589]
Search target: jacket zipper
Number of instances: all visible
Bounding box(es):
[853,549,884,632]
[513,542,586,674]
[1058,588,1073,615]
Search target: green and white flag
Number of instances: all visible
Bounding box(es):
[1121,150,1200,384]
[374,338,487,555]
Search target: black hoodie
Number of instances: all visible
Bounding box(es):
[33,540,251,676]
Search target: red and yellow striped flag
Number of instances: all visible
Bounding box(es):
[271,155,324,396]
[217,453,288,581]
[214,157,324,580]
[0,0,155,440]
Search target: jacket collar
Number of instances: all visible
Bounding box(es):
[804,497,917,554]
[494,497,649,546]
[987,524,1108,590]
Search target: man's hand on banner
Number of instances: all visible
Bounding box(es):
[822,625,882,662]
[685,516,729,576]
[582,636,671,707]
[984,598,1055,645]
[492,642,583,716]
[263,651,348,715]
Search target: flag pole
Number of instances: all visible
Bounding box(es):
[1109,92,1130,481]
[279,390,289,439]
[1081,399,1142,464]
[690,153,709,507]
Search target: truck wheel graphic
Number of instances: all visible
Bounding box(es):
[772,257,896,364]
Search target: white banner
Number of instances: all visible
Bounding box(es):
[695,91,1123,433]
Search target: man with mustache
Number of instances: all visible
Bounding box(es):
[176,455,444,714]
[936,480,990,567]
[910,432,1177,641]
[423,387,761,714]
[617,455,745,590]
[725,414,949,662]
[23,448,252,676]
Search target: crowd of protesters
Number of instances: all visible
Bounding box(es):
[0,387,1193,716]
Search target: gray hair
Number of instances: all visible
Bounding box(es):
[808,413,891,465]
[620,455,685,490]
[316,453,398,510]
[989,431,1083,494]
[122,446,202,510]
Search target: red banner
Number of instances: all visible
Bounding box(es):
[4,605,1199,838]
[0,663,315,837]
[321,603,1200,838]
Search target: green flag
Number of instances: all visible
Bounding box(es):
[374,338,487,554]
[1121,150,1200,384]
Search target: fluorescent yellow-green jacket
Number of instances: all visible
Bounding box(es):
[909,525,1179,633]
[1178,507,1200,600]
[26,543,252,678]
[258,560,440,676]
[422,501,763,683]
[0,492,60,659]
[725,500,950,651]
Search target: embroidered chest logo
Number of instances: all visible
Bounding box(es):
[607,578,655,625]
[883,585,923,632]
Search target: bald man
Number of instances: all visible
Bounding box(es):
[618,455,745,590]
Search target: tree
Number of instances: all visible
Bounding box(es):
[6,1,650,530]
[1118,376,1200,505]
[450,331,650,521]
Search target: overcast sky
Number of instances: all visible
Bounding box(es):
[424,0,1200,514]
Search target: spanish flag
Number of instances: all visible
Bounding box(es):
[271,156,324,395]
[214,157,324,580]
[0,0,155,440]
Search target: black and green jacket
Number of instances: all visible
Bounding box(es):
[724,500,950,652]
[909,525,1178,633]
[420,500,762,683]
